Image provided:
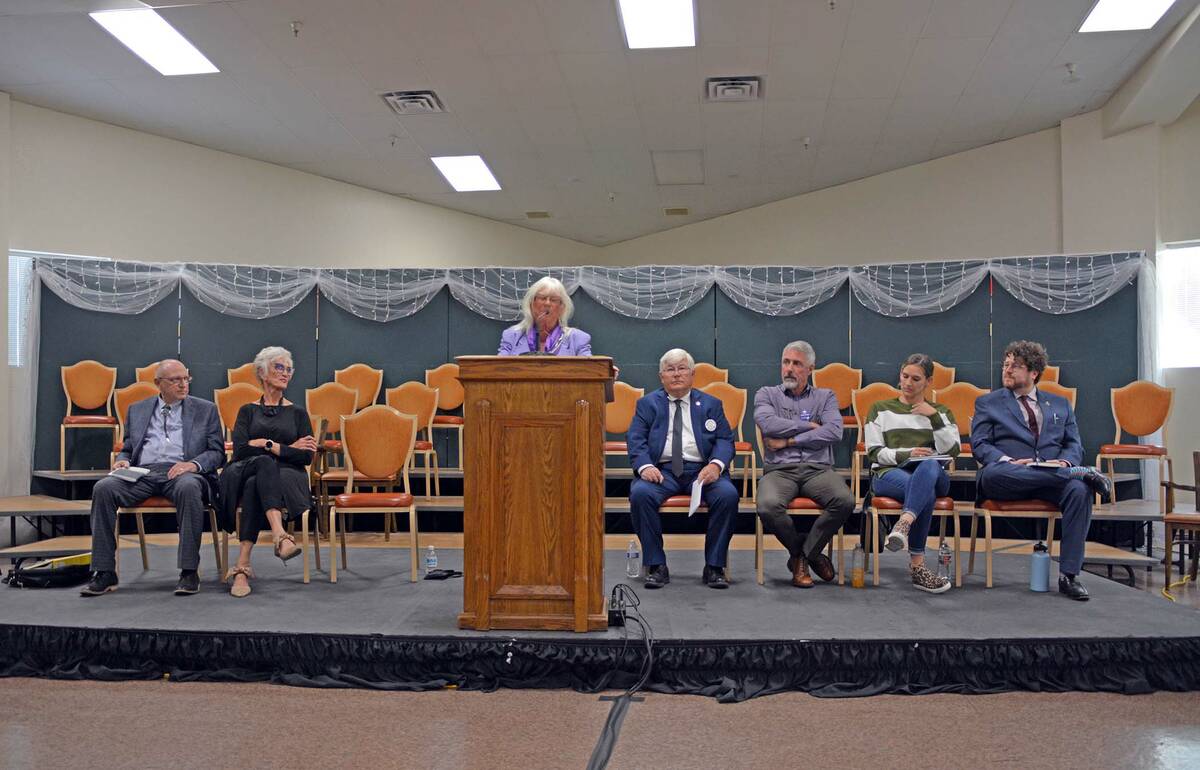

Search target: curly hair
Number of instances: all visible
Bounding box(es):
[1003,340,1047,379]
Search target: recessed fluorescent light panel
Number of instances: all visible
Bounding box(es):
[90,9,218,76]
[431,155,502,192]
[1078,0,1176,32]
[617,0,696,49]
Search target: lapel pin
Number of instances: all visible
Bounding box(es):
[704,418,717,431]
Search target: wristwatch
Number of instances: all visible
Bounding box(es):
[265,440,274,451]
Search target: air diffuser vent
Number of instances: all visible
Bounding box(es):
[663,207,690,216]
[525,211,552,219]
[380,90,446,115]
[705,76,762,102]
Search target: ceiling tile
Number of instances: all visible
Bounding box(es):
[460,0,551,56]
[578,103,645,151]
[700,46,769,77]
[557,52,636,108]
[920,0,1014,39]
[534,0,625,53]
[880,95,958,144]
[846,0,935,42]
[822,98,893,145]
[628,49,702,107]
[763,147,815,184]
[765,40,841,101]
[417,51,508,112]
[490,53,573,109]
[767,0,851,45]
[637,103,704,150]
[940,89,1022,143]
[394,113,477,156]
[229,0,353,70]
[762,99,827,146]
[897,36,991,98]
[812,143,876,187]
[996,0,1095,41]
[702,101,763,147]
[458,109,536,155]
[832,37,917,99]
[698,0,770,47]
[963,32,1067,97]
[516,107,589,151]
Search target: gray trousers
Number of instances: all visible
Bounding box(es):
[756,462,855,562]
[89,464,208,572]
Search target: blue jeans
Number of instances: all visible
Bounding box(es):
[871,460,950,555]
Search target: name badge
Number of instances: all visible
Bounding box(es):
[704,418,717,431]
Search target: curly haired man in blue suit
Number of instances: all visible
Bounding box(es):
[627,348,738,589]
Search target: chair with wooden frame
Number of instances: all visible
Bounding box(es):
[969,499,1061,589]
[60,360,119,472]
[1096,380,1175,513]
[1037,381,1077,409]
[220,418,326,584]
[812,363,862,461]
[931,382,988,466]
[692,363,729,390]
[116,497,225,576]
[850,383,902,504]
[386,382,441,499]
[867,496,961,587]
[335,363,383,411]
[700,381,756,499]
[329,406,419,583]
[924,361,955,400]
[306,382,359,517]
[426,363,465,470]
[214,383,264,461]
[111,381,158,465]
[604,382,644,459]
[1163,452,1200,591]
[1040,365,1060,384]
[227,363,260,389]
[752,426,844,585]
[135,362,160,383]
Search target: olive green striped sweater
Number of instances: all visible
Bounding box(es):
[864,398,960,476]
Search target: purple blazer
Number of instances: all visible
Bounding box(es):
[498,325,592,356]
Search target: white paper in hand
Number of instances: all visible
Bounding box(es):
[688,478,703,517]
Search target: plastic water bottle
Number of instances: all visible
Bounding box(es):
[625,538,641,578]
[1030,541,1050,592]
[424,545,438,575]
[850,543,865,588]
[936,542,953,582]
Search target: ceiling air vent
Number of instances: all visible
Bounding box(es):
[380,90,446,116]
[705,76,762,102]
[663,207,690,216]
[525,211,552,219]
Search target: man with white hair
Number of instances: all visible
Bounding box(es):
[754,341,854,588]
[627,348,738,589]
[81,359,225,597]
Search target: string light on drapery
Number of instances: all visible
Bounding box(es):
[31,253,1145,322]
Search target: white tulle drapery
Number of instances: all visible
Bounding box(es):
[30,252,1145,322]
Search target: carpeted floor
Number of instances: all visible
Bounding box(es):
[0,678,1197,770]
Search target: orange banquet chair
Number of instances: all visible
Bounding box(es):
[329,406,419,583]
[306,382,359,517]
[1037,380,1076,409]
[135,362,160,383]
[700,381,757,499]
[604,382,644,460]
[334,363,383,411]
[1040,365,1060,384]
[931,382,988,466]
[924,361,955,400]
[111,381,158,465]
[214,383,264,461]
[849,382,901,504]
[425,363,465,470]
[692,363,729,390]
[227,362,260,389]
[60,360,119,471]
[1096,380,1175,513]
[386,382,442,499]
[812,363,862,463]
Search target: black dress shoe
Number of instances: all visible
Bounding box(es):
[702,565,729,589]
[174,570,200,596]
[1058,574,1090,601]
[809,553,837,583]
[644,564,670,589]
[80,570,118,597]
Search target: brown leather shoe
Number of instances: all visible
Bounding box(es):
[792,557,814,588]
[809,553,836,583]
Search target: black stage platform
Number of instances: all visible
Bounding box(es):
[2,545,1198,701]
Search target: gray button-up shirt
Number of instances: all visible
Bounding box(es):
[753,383,844,466]
[140,397,185,466]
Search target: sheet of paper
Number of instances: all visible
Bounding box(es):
[689,478,703,517]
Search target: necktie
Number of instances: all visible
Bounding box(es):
[671,398,684,478]
[1019,395,1039,444]
[161,404,171,430]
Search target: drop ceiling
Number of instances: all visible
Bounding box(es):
[0,0,1196,245]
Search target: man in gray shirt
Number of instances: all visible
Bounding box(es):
[755,340,854,588]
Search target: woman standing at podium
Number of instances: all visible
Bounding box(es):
[498,277,592,356]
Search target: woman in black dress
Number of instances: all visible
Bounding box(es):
[221,345,317,598]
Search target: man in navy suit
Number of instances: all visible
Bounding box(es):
[971,340,1111,601]
[81,359,225,598]
[627,348,738,589]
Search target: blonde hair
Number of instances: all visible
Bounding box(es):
[516,276,574,334]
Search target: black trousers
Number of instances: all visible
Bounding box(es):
[237,455,312,543]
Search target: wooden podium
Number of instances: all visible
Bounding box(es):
[455,355,612,632]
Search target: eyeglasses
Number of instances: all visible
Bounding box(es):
[158,376,192,385]
[1001,361,1028,372]
[662,365,691,375]
[272,363,294,375]
[534,294,563,304]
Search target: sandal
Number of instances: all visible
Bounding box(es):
[227,565,255,598]
[273,534,301,563]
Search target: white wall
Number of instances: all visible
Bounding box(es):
[1162,96,1200,245]
[603,129,1063,267]
[8,102,595,268]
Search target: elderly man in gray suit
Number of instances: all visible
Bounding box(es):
[81,359,225,597]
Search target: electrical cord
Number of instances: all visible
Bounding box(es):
[1162,574,1193,602]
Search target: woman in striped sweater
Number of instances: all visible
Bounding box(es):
[864,353,961,594]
